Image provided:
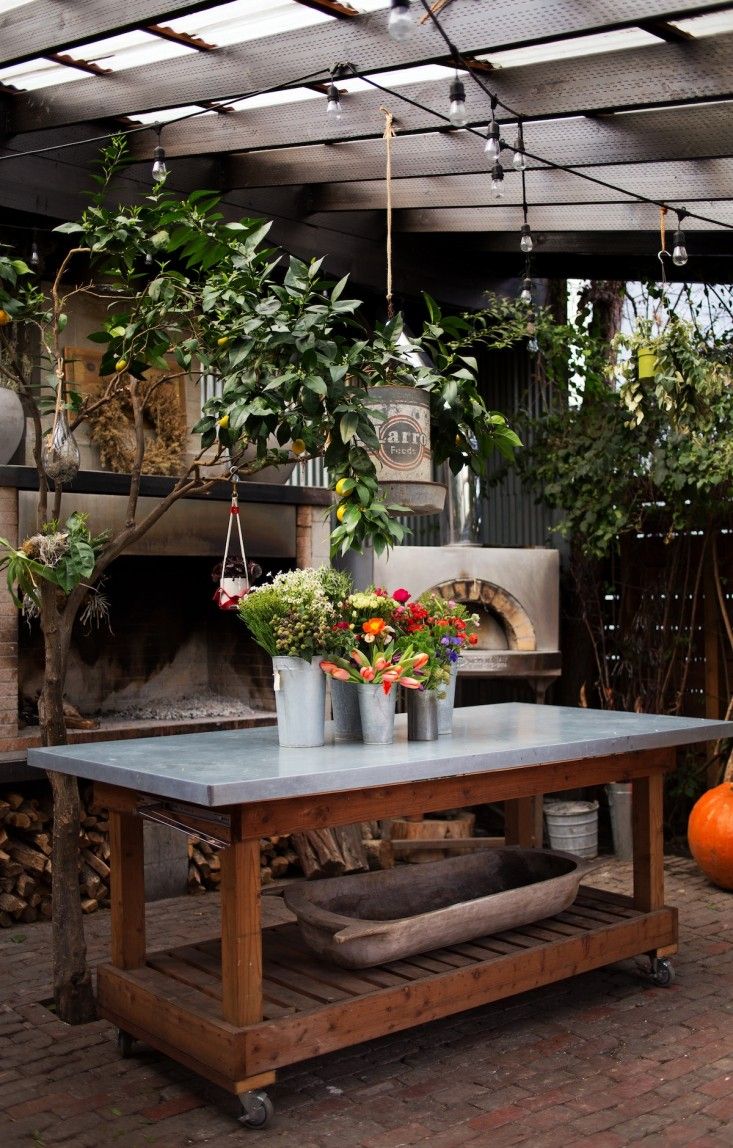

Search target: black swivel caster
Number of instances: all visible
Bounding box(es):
[238,1090,274,1129]
[116,1028,136,1057]
[649,957,675,987]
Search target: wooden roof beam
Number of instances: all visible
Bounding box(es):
[5,1,732,129]
[117,35,733,161]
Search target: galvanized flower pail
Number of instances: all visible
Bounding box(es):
[357,683,397,745]
[272,655,326,747]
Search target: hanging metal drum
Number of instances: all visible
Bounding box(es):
[364,385,446,515]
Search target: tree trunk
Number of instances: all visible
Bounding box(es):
[40,585,96,1024]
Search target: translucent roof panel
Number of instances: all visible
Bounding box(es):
[0,57,88,91]
[131,106,217,125]
[477,27,660,70]
[63,30,195,72]
[671,10,733,37]
[164,0,333,46]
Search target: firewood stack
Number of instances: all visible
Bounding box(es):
[186,834,302,893]
[0,788,111,926]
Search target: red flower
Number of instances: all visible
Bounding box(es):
[468,633,479,646]
[392,588,411,604]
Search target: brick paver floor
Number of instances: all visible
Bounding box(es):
[1,856,731,1146]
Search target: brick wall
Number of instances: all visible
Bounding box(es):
[0,487,18,739]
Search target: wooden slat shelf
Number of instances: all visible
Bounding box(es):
[97,887,677,1093]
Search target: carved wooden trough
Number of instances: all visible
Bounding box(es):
[284,847,600,969]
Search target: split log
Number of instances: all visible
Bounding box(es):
[291,825,369,879]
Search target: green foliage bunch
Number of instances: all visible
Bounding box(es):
[0,512,108,606]
[238,566,352,660]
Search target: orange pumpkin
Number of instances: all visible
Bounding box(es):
[687,783,733,891]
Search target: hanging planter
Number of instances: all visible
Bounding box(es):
[212,471,251,611]
[637,346,657,379]
[364,385,446,515]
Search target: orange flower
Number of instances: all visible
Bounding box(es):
[359,666,376,682]
[468,633,479,646]
[362,617,386,636]
[412,652,429,670]
[400,676,423,690]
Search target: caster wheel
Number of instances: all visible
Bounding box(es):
[650,958,675,987]
[238,1090,274,1129]
[116,1029,136,1058]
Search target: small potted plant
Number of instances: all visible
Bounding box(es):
[237,566,352,747]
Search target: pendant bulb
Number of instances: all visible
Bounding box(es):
[520,223,533,253]
[152,145,167,181]
[448,77,467,128]
[326,83,342,121]
[490,161,504,199]
[484,118,501,161]
[388,0,413,41]
[520,277,533,304]
[30,241,40,269]
[671,228,688,267]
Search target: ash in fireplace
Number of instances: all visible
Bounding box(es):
[97,691,268,722]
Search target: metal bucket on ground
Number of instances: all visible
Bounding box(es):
[606,782,633,860]
[543,800,599,859]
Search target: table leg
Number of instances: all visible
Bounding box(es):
[504,796,543,847]
[632,772,666,911]
[220,810,262,1026]
[109,809,146,969]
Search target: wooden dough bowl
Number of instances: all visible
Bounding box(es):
[284,847,601,969]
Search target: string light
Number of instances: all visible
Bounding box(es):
[672,209,689,266]
[326,82,342,121]
[152,126,167,181]
[484,111,501,161]
[448,76,467,127]
[520,277,533,304]
[520,223,533,253]
[513,121,527,171]
[388,0,413,41]
[30,239,40,269]
[490,161,504,199]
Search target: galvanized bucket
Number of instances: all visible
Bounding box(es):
[436,660,459,735]
[364,385,446,515]
[357,683,397,745]
[272,655,326,747]
[330,677,362,741]
[406,688,438,741]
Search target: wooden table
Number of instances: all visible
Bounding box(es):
[28,703,733,1128]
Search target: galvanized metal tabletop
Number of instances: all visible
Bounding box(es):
[26,703,733,808]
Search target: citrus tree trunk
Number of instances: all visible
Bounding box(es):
[40,585,96,1024]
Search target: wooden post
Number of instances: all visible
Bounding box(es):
[109,809,146,969]
[704,557,722,784]
[632,770,666,912]
[220,808,262,1026]
[504,796,543,848]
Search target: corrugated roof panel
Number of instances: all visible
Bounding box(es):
[477,27,660,70]
[164,0,333,45]
[64,29,195,71]
[0,57,87,91]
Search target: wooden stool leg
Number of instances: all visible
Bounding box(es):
[109,810,146,969]
[220,810,262,1026]
[504,796,543,847]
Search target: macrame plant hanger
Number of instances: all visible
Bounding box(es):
[213,467,250,610]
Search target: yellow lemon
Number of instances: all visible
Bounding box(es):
[217,414,229,429]
[292,439,306,456]
[115,358,127,372]
[216,335,229,347]
[336,504,347,522]
[334,478,350,496]
[0,309,11,326]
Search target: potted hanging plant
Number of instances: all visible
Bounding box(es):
[237,566,352,747]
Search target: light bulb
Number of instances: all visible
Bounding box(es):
[30,242,40,269]
[484,119,501,161]
[671,229,688,266]
[152,145,167,181]
[528,336,539,353]
[448,78,467,127]
[513,147,527,171]
[388,0,413,41]
[520,278,533,304]
[490,161,504,199]
[326,84,342,121]
[145,252,154,266]
[520,223,533,253]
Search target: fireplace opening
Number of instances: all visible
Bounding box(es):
[18,555,290,727]
[428,578,537,653]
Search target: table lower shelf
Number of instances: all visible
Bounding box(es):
[97,886,677,1095]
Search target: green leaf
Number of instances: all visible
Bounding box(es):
[339,412,359,444]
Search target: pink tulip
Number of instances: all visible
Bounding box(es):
[320,661,337,673]
[400,676,423,690]
[332,667,351,681]
[359,666,375,682]
[412,652,429,670]
[350,648,369,667]
[374,655,388,672]
[381,670,399,683]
